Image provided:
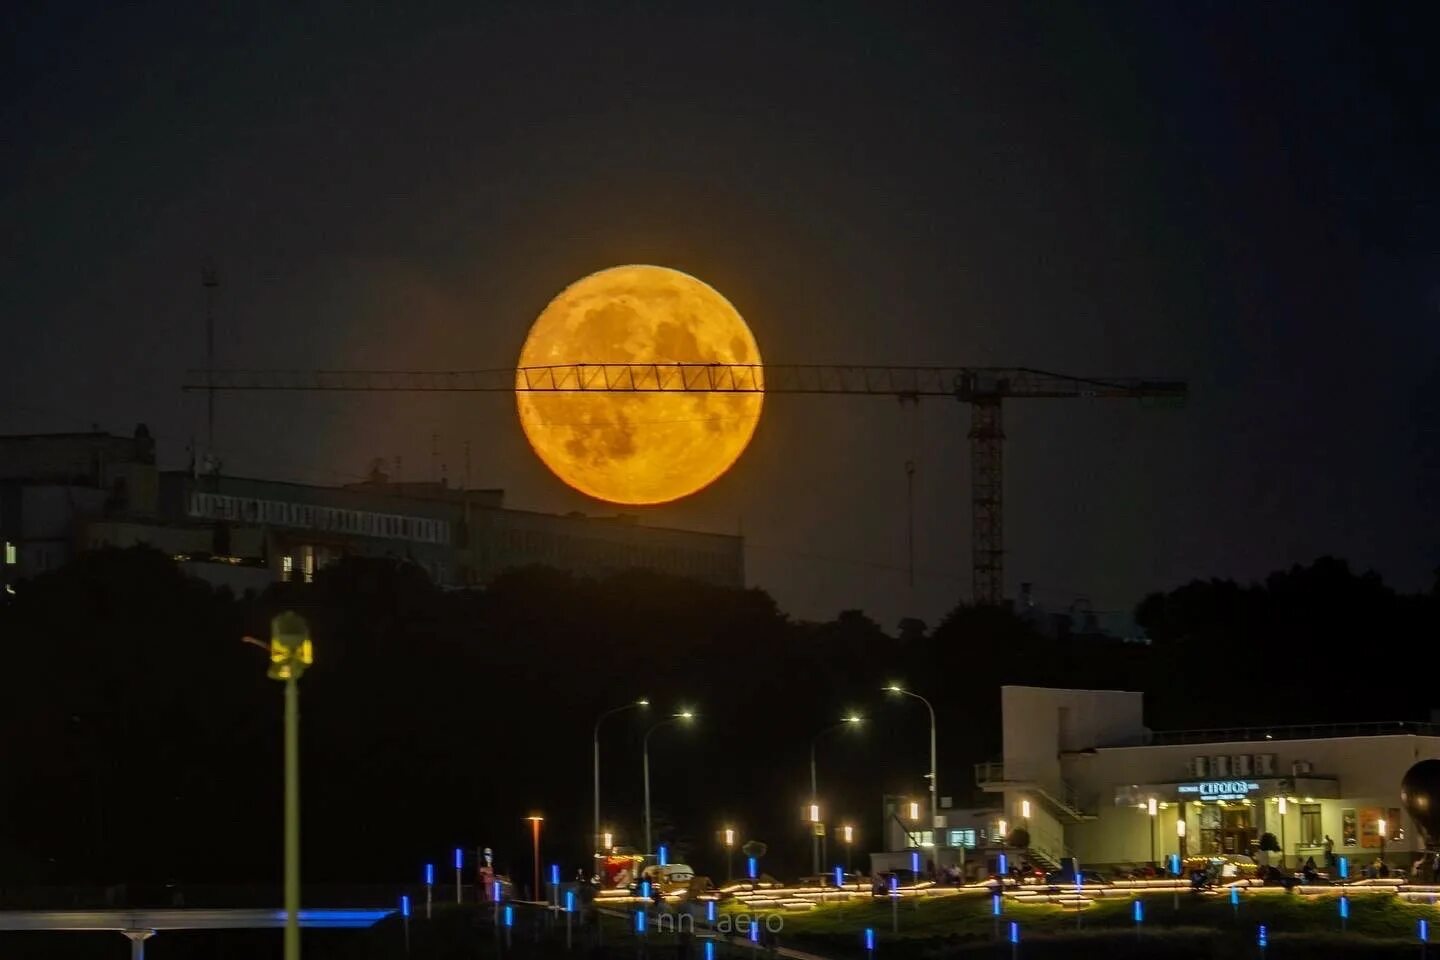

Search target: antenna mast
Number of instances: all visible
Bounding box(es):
[201,263,220,459]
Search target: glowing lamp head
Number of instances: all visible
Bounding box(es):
[603,831,613,849]
[843,714,864,724]
[884,684,904,694]
[677,710,695,720]
[1147,797,1158,816]
[997,819,1008,838]
[637,698,651,707]
[908,801,920,821]
[1177,819,1187,838]
[843,825,854,844]
[1277,796,1287,815]
[267,611,313,681]
[809,804,821,823]
[723,828,734,847]
[1379,818,1388,838]
[1020,800,1031,819]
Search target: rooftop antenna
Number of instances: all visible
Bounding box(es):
[201,263,219,460]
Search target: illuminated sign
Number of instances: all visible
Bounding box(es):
[1177,780,1260,801]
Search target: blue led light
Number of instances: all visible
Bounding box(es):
[1230,886,1239,905]
[910,851,919,873]
[1009,921,1018,945]
[493,881,501,902]
[292,909,393,928]
[1421,919,1429,942]
[504,905,514,928]
[1257,924,1267,947]
[425,863,434,885]
[1133,899,1143,923]
[748,856,758,879]
[888,874,898,894]
[455,847,463,870]
[635,911,645,934]
[707,901,717,923]
[566,890,575,912]
[998,853,1008,875]
[400,895,410,918]
[1338,856,1348,879]
[551,864,560,886]
[659,845,668,866]
[865,927,875,951]
[834,866,844,887]
[750,921,760,943]
[1339,895,1348,919]
[992,894,1001,916]
[1169,853,1179,875]
[641,880,651,899]
[705,942,715,960]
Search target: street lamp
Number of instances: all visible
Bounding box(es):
[594,699,649,862]
[810,715,864,874]
[842,824,855,871]
[1177,817,1187,859]
[1147,797,1158,868]
[722,826,736,881]
[526,816,544,902]
[1379,817,1388,867]
[885,685,938,849]
[643,710,694,863]
[267,612,312,960]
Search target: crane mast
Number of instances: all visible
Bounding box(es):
[184,363,1186,606]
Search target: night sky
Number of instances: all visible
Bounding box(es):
[4,2,1436,627]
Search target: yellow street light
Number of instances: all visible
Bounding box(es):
[268,612,312,960]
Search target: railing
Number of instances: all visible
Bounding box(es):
[1144,720,1440,746]
[973,762,1093,820]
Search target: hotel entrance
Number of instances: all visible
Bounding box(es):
[1199,803,1256,855]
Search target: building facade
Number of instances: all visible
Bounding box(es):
[1,429,745,594]
[974,686,1439,872]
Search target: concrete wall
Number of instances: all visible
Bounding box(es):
[1000,686,1146,790]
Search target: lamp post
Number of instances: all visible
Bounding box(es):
[1379,817,1388,868]
[722,827,736,882]
[594,699,649,863]
[842,824,855,871]
[810,715,864,874]
[1147,798,1158,868]
[885,685,938,854]
[526,816,544,902]
[267,612,312,960]
[1177,817,1187,860]
[643,711,694,863]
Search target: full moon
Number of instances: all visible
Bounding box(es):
[516,265,764,505]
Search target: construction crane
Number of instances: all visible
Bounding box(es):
[184,364,1187,605]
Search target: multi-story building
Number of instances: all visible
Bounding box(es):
[1,427,744,595]
[971,685,1438,873]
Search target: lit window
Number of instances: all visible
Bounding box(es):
[303,551,314,583]
[948,829,977,849]
[1300,805,1322,846]
[281,555,293,582]
[4,542,15,565]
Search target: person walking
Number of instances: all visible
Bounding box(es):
[1323,835,1335,869]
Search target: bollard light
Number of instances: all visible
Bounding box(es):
[1421,918,1429,942]
[1169,853,1179,875]
[998,853,1008,875]
[992,894,1002,916]
[748,856,758,879]
[659,844,669,866]
[911,851,920,874]
[707,900,717,923]
[551,864,560,886]
[705,942,715,960]
[835,866,844,887]
[400,895,410,918]
[889,874,898,895]
[1009,921,1018,944]
[504,905,514,927]
[750,920,760,943]
[865,927,876,950]
[455,848,464,870]
[566,890,576,912]
[1133,899,1143,923]
[1339,856,1349,879]
[1339,895,1348,919]
[635,911,645,934]
[1230,886,1239,906]
[425,863,434,885]
[1257,924,1267,947]
[640,880,650,899]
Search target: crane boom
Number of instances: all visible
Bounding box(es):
[182,363,1186,606]
[183,364,1184,400]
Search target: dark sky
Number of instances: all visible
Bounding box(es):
[4,2,1437,627]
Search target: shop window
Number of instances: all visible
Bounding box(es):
[1300,805,1322,846]
[4,542,15,565]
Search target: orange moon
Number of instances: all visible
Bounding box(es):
[516,265,764,505]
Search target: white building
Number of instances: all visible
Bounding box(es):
[973,686,1439,872]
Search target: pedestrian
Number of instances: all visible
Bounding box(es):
[1323,835,1335,869]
